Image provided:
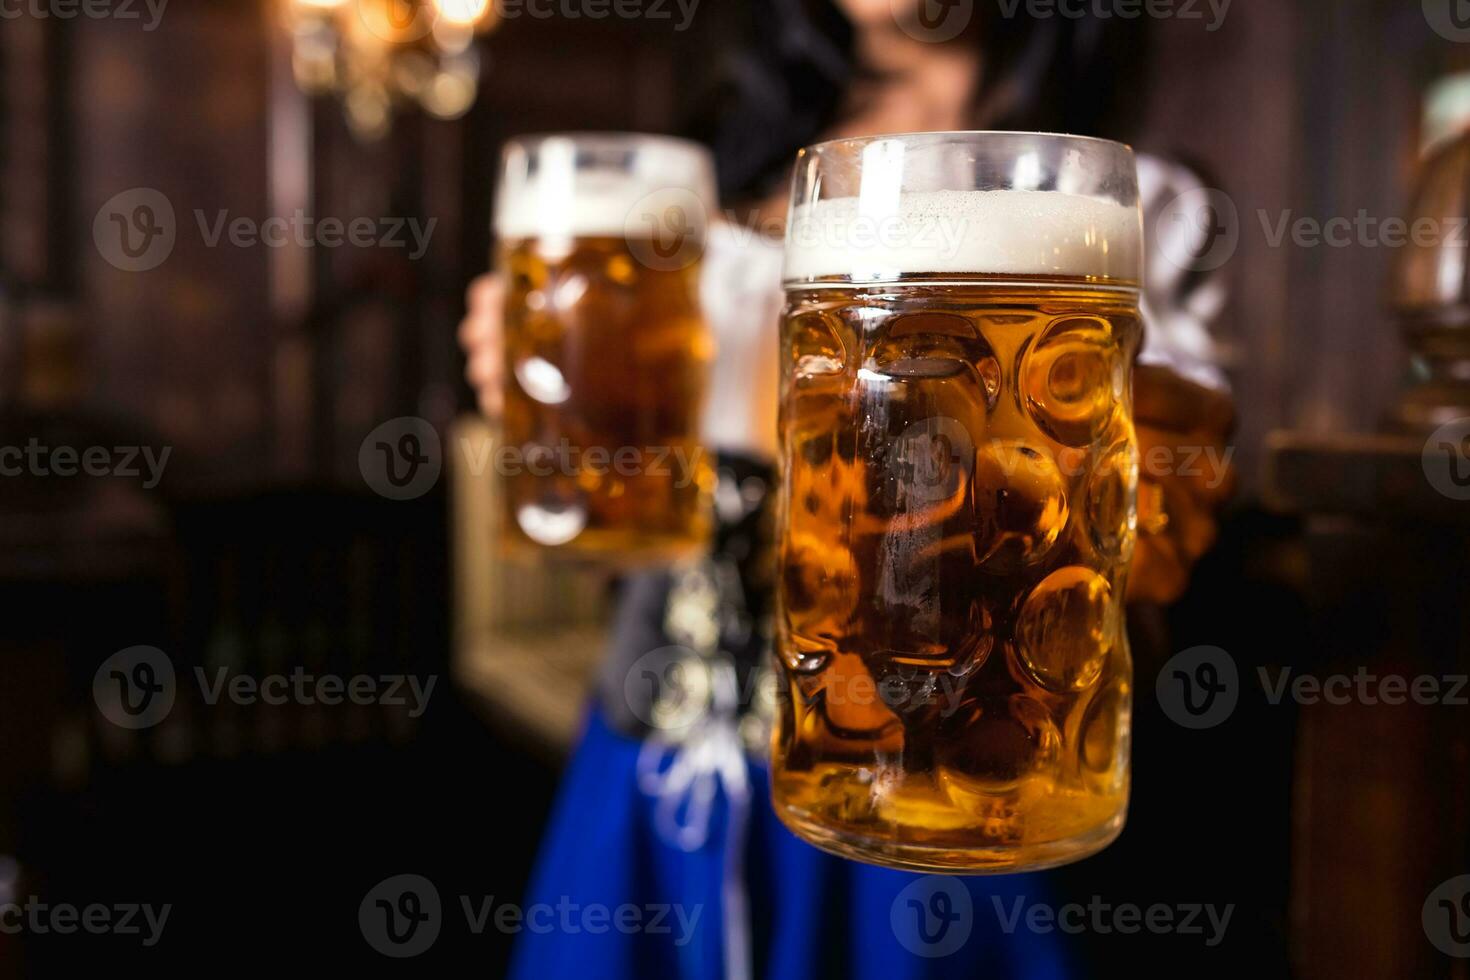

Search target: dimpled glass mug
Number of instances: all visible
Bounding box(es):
[495,134,717,562]
[772,132,1142,873]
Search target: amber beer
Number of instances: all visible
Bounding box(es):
[495,134,715,560]
[773,133,1144,873]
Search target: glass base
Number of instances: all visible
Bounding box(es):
[774,803,1126,875]
[501,527,707,568]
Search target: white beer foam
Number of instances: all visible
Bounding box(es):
[496,136,715,242]
[783,189,1141,283]
[496,172,662,240]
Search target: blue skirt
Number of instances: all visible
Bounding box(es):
[508,705,1076,979]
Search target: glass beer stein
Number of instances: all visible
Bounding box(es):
[495,133,717,561]
[773,132,1143,873]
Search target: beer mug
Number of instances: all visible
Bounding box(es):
[773,132,1143,873]
[495,133,716,561]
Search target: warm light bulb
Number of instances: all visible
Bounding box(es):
[432,0,489,26]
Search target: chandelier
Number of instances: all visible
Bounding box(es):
[284,0,498,140]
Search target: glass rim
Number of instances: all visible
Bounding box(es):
[499,131,713,160]
[782,130,1142,288]
[797,129,1135,158]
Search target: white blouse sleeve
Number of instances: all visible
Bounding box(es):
[697,221,785,463]
[1136,153,1231,392]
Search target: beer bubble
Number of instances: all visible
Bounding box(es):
[937,694,1061,792]
[973,440,1069,568]
[1013,566,1115,692]
[789,311,848,380]
[867,312,997,392]
[1086,441,1138,559]
[1078,680,1130,794]
[1021,317,1117,447]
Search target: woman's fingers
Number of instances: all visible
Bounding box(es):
[1127,365,1237,605]
[1134,364,1234,438]
[1128,526,1189,606]
[459,273,505,420]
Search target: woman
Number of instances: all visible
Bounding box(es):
[461,3,1234,976]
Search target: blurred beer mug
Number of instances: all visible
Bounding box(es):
[774,132,1143,873]
[495,133,717,561]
